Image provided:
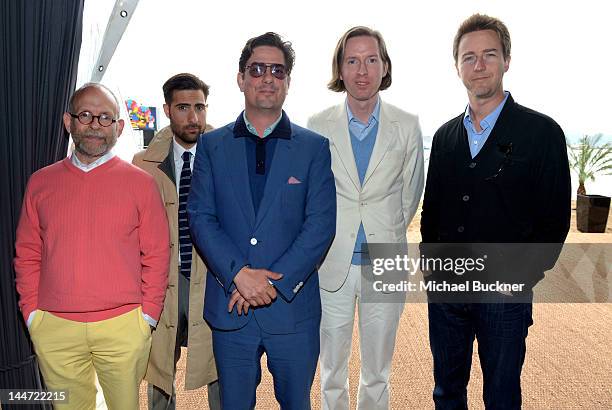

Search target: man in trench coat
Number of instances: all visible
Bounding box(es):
[133,73,219,409]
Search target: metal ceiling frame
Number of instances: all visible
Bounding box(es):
[89,0,139,82]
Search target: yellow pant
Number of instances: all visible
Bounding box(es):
[29,307,152,410]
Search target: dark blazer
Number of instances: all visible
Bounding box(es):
[421,94,571,288]
[187,112,336,333]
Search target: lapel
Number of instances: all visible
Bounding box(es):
[223,133,256,227]
[451,110,472,161]
[254,136,293,229]
[328,104,361,190]
[362,101,393,188]
[158,142,175,185]
[142,126,176,185]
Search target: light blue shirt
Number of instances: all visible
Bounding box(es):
[463,91,509,158]
[243,112,282,138]
[346,97,381,264]
[347,97,381,141]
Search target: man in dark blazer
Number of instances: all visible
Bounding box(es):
[187,32,336,409]
[420,14,571,410]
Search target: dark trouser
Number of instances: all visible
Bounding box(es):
[212,315,320,410]
[428,302,533,410]
[148,273,221,410]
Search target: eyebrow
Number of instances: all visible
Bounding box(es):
[345,53,380,59]
[76,109,114,115]
[462,48,499,57]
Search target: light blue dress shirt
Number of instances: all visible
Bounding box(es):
[463,91,509,158]
[346,98,381,264]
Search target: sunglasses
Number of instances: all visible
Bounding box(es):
[245,62,288,80]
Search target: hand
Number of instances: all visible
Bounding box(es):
[228,289,251,315]
[233,267,283,306]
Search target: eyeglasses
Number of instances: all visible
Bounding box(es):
[245,62,288,80]
[70,112,117,127]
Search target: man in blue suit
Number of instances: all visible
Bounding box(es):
[187,32,336,409]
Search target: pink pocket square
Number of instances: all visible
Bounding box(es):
[287,176,302,184]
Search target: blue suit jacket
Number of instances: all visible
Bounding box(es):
[187,112,336,334]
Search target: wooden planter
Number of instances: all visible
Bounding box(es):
[576,194,611,233]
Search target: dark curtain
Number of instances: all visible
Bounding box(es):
[0,0,84,407]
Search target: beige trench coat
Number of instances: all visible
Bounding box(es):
[132,125,217,394]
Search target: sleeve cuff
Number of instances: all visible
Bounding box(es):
[26,310,37,328]
[142,312,158,328]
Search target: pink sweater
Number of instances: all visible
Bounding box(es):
[14,157,170,323]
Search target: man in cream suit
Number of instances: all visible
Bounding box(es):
[307,26,424,410]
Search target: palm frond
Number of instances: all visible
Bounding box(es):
[567,134,612,194]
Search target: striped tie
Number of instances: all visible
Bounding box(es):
[178,151,192,279]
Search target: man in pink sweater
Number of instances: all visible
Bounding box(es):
[14,83,170,410]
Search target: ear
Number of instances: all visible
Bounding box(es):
[116,119,125,138]
[63,112,72,134]
[163,103,170,119]
[286,75,291,91]
[237,72,245,92]
[503,55,511,73]
[382,61,389,78]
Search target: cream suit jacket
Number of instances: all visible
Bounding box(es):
[307,100,424,291]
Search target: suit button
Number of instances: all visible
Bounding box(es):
[462,195,470,202]
[457,226,465,233]
[250,237,258,245]
[468,162,477,168]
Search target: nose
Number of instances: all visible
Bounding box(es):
[89,119,102,130]
[357,61,368,75]
[187,108,198,122]
[262,68,274,83]
[474,55,486,71]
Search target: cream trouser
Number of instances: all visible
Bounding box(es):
[320,264,404,410]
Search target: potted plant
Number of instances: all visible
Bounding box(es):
[567,134,612,232]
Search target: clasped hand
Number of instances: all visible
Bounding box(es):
[228,267,283,315]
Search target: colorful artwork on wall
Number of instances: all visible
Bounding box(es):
[125,99,157,130]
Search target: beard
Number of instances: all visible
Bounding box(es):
[171,122,203,145]
[471,84,497,99]
[72,130,117,158]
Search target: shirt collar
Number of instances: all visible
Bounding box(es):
[172,136,196,163]
[242,111,283,138]
[70,150,115,172]
[346,96,381,125]
[233,110,292,140]
[464,91,509,130]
